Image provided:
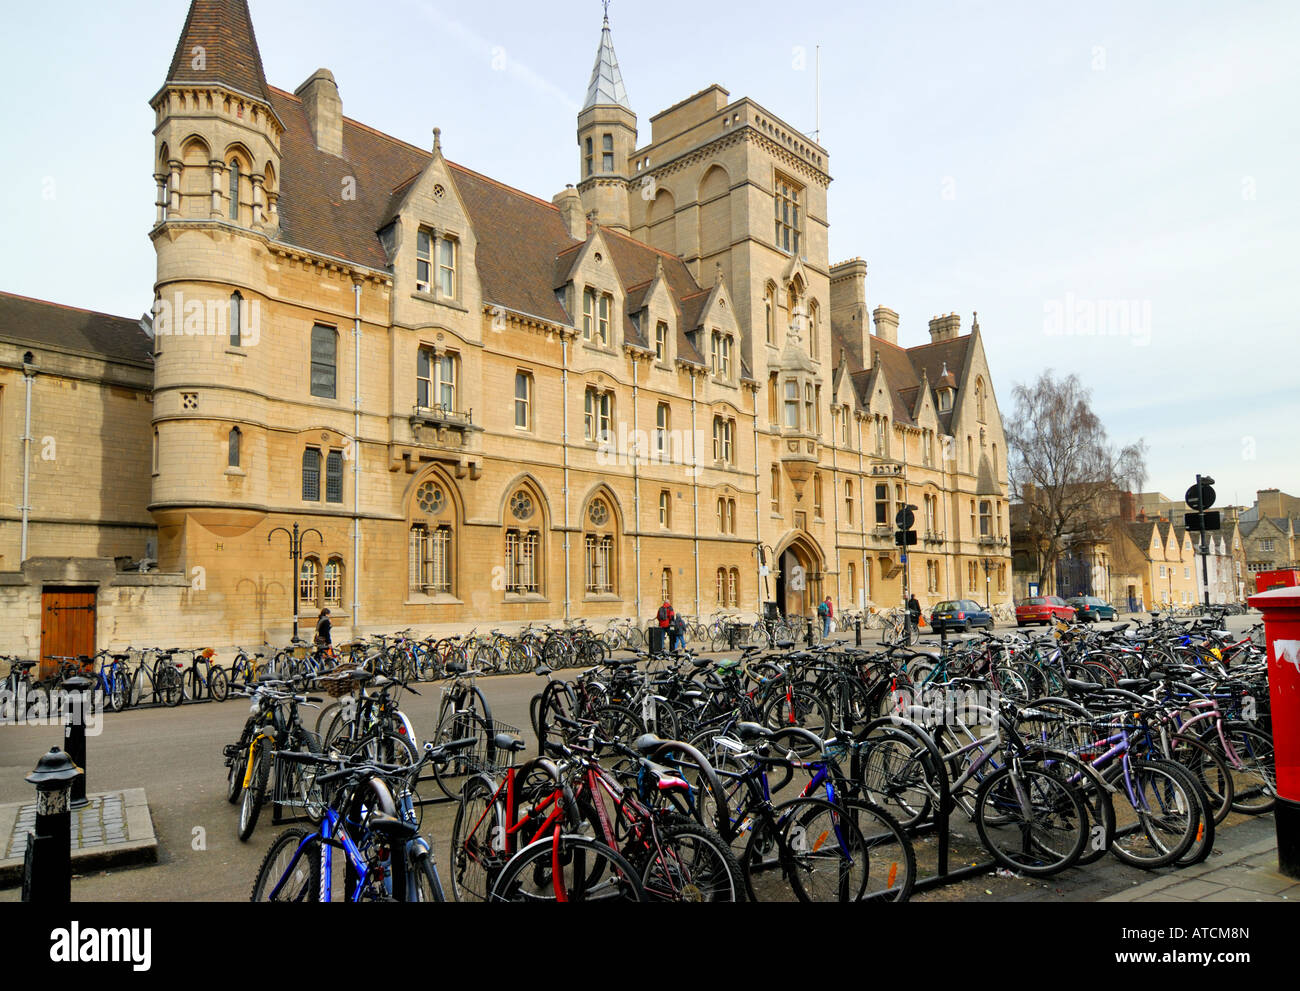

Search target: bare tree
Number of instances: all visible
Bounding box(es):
[1006,371,1147,592]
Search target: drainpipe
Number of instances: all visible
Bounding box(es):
[632,356,641,620]
[753,391,761,608]
[831,406,840,607]
[352,282,362,634]
[690,370,700,618]
[20,355,36,562]
[857,412,866,608]
[561,336,571,621]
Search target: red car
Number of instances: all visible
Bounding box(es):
[1015,596,1076,627]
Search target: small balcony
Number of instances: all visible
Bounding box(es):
[978,535,1009,548]
[411,403,473,430]
[924,529,945,545]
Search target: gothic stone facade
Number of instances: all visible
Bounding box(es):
[0,0,1013,653]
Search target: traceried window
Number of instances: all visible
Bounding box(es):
[505,528,540,594]
[774,173,802,255]
[585,498,616,595]
[410,477,455,595]
[323,559,343,608]
[311,326,337,399]
[300,557,319,607]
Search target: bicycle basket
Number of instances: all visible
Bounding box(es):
[460,720,522,777]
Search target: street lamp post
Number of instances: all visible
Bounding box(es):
[268,522,323,641]
[980,555,993,608]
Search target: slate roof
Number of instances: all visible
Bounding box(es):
[0,292,153,366]
[165,0,272,105]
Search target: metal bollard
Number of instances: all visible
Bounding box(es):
[805,618,813,646]
[856,618,862,647]
[23,748,83,903]
[61,676,93,809]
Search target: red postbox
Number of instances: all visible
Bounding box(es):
[1246,585,1300,877]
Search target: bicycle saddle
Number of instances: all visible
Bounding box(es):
[364,811,418,841]
[446,661,467,674]
[494,733,525,753]
[533,665,552,677]
[735,722,772,741]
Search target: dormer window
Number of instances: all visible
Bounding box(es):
[416,230,432,292]
[582,288,595,341]
[655,321,668,361]
[938,388,953,412]
[438,237,457,297]
[598,293,610,345]
[710,331,732,379]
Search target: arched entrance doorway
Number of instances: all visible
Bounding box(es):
[772,532,826,619]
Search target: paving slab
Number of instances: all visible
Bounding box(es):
[0,789,157,888]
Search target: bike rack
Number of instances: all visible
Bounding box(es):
[854,715,997,894]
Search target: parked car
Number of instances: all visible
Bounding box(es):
[1015,596,1077,626]
[929,599,995,633]
[1066,596,1118,622]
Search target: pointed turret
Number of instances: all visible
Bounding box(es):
[164,0,272,105]
[576,10,637,234]
[583,14,632,110]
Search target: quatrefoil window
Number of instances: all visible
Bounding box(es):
[510,491,534,521]
[588,500,609,526]
[417,481,447,515]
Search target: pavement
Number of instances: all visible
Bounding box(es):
[0,788,157,887]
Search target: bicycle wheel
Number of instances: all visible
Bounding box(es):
[449,774,506,902]
[638,816,744,902]
[488,833,647,902]
[839,798,916,903]
[1203,722,1276,815]
[226,739,249,805]
[856,729,936,829]
[184,666,202,702]
[250,826,320,902]
[108,668,131,713]
[208,666,230,703]
[158,664,184,707]
[1167,733,1234,825]
[408,849,444,902]
[1106,759,1199,869]
[238,741,271,841]
[760,684,832,749]
[974,763,1088,876]
[772,797,871,903]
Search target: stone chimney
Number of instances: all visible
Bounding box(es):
[872,306,899,346]
[553,186,586,241]
[296,69,344,157]
[928,312,962,343]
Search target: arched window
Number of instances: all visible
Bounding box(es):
[585,496,617,595]
[813,473,823,518]
[808,301,819,360]
[410,476,455,595]
[660,567,672,602]
[656,403,670,459]
[976,377,986,421]
[765,286,776,345]
[967,435,973,468]
[845,480,854,525]
[228,160,241,221]
[228,427,241,468]
[728,567,740,607]
[847,562,857,606]
[716,567,726,605]
[771,465,781,511]
[229,291,243,347]
[300,557,320,608]
[659,490,671,528]
[323,559,343,608]
[153,429,159,474]
[505,487,543,595]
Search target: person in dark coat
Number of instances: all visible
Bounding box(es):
[906,594,922,635]
[314,608,332,651]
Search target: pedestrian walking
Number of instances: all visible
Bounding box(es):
[817,596,832,639]
[313,608,332,656]
[657,599,676,653]
[906,594,921,637]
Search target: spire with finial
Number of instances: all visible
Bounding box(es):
[972,310,979,333]
[584,4,631,109]
[433,127,442,154]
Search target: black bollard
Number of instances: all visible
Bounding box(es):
[23,748,83,903]
[855,617,862,647]
[61,676,93,809]
[806,618,813,646]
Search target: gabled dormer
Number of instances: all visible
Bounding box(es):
[632,256,677,365]
[693,272,741,386]
[386,130,480,335]
[563,224,623,352]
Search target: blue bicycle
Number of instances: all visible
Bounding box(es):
[250,737,477,902]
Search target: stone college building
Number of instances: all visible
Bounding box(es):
[0,0,1012,658]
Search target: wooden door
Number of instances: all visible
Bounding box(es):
[40,588,97,680]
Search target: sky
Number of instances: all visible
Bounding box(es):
[1,0,1296,508]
